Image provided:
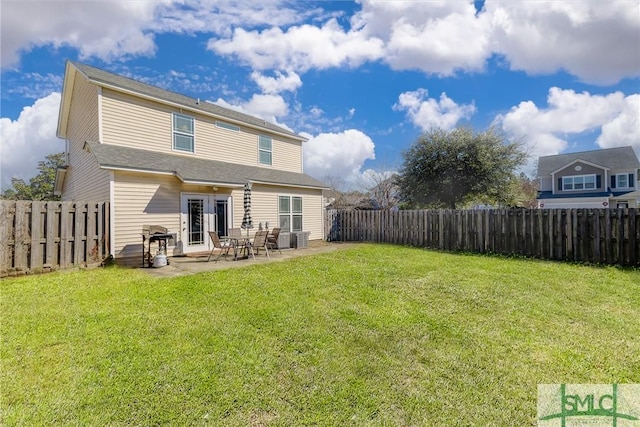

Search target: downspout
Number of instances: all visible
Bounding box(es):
[109,171,116,257]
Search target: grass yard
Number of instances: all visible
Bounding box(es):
[1,244,639,425]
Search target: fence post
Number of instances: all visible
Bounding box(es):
[30,201,43,271]
[629,209,637,266]
[14,202,29,271]
[0,202,12,275]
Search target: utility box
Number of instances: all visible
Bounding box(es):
[291,231,310,249]
[276,232,291,249]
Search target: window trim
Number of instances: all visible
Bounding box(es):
[561,174,596,191]
[278,195,303,232]
[216,121,240,132]
[615,173,631,189]
[173,112,195,153]
[258,135,272,166]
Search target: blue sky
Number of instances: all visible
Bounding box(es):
[1,0,639,191]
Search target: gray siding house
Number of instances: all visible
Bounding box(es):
[537,146,640,208]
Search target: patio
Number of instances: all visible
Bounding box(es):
[140,241,355,278]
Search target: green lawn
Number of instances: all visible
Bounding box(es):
[1,244,639,425]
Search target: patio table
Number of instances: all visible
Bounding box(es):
[224,235,254,260]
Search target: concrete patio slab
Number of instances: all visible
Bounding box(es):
[139,241,357,278]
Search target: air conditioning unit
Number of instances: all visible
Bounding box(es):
[291,231,310,249]
[277,232,291,249]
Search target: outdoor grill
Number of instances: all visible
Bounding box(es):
[141,225,175,267]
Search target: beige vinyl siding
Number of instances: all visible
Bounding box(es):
[232,185,324,240]
[112,171,238,261]
[101,89,172,152]
[112,173,323,261]
[62,75,109,201]
[271,137,302,172]
[198,115,258,165]
[101,89,303,172]
[113,172,181,260]
[63,148,110,201]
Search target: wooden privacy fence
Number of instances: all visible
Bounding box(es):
[0,201,110,277]
[325,208,640,267]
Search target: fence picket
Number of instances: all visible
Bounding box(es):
[0,201,110,277]
[325,208,639,267]
[30,202,43,271]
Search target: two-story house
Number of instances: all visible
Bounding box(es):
[537,146,640,209]
[55,61,328,264]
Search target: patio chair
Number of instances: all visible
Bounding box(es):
[266,227,282,254]
[228,228,243,238]
[207,231,234,262]
[245,230,270,260]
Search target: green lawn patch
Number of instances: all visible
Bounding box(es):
[2,244,639,425]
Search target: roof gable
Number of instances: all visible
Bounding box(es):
[550,158,609,175]
[538,146,640,176]
[58,60,305,142]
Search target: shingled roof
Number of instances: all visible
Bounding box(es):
[537,146,640,176]
[69,61,304,141]
[85,142,328,189]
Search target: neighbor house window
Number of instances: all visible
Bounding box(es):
[173,113,194,153]
[562,175,596,191]
[613,173,631,189]
[259,135,272,165]
[216,121,240,132]
[279,195,302,232]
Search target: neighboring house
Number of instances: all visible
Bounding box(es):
[537,146,640,209]
[369,176,400,210]
[55,61,328,264]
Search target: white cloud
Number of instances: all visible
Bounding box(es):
[250,70,302,94]
[0,93,63,189]
[152,0,318,37]
[1,0,312,69]
[2,73,63,100]
[487,1,640,84]
[310,107,324,118]
[495,88,639,158]
[1,1,159,68]
[3,0,638,87]
[3,1,638,86]
[207,0,639,84]
[302,129,376,182]
[211,95,292,131]
[356,0,491,75]
[244,94,289,119]
[394,89,476,131]
[208,19,385,72]
[597,94,640,155]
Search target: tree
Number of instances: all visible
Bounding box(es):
[322,175,368,210]
[397,127,528,209]
[510,172,539,208]
[361,169,400,210]
[1,153,65,201]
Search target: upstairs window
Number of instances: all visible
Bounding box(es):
[216,121,240,132]
[279,195,302,232]
[173,113,194,153]
[259,135,272,165]
[612,173,633,189]
[561,175,596,191]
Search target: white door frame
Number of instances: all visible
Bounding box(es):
[180,193,231,254]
